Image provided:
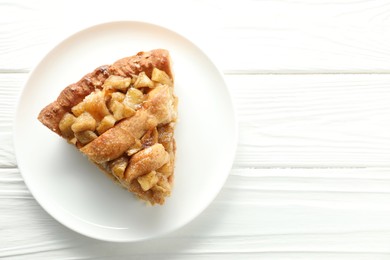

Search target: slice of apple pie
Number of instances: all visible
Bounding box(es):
[38,49,178,205]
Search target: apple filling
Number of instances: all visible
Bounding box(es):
[58,68,175,203]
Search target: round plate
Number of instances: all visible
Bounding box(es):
[14,21,237,242]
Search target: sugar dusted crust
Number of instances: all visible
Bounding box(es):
[38,49,173,135]
[37,49,177,205]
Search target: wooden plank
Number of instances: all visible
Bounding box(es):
[2,0,390,72]
[0,73,25,168]
[229,74,390,167]
[3,73,390,167]
[2,168,390,258]
[0,73,25,132]
[0,133,16,168]
[4,166,390,204]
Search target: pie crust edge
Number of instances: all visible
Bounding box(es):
[37,49,177,205]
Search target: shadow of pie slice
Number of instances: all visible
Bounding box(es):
[38,49,178,205]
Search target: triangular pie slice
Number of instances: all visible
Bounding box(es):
[38,49,178,205]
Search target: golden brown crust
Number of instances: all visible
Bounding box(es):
[38,49,176,205]
[79,84,176,164]
[80,126,137,164]
[111,49,173,79]
[124,143,169,182]
[38,66,110,134]
[38,49,172,135]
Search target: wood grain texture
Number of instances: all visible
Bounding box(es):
[3,0,390,259]
[229,74,390,167]
[2,0,390,72]
[3,73,390,168]
[2,168,390,259]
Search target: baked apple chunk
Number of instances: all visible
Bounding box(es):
[38,49,177,205]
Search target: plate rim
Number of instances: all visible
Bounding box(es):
[14,20,238,242]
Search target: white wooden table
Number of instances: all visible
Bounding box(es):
[2,0,390,259]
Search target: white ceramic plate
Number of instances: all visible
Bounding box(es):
[14,21,237,242]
